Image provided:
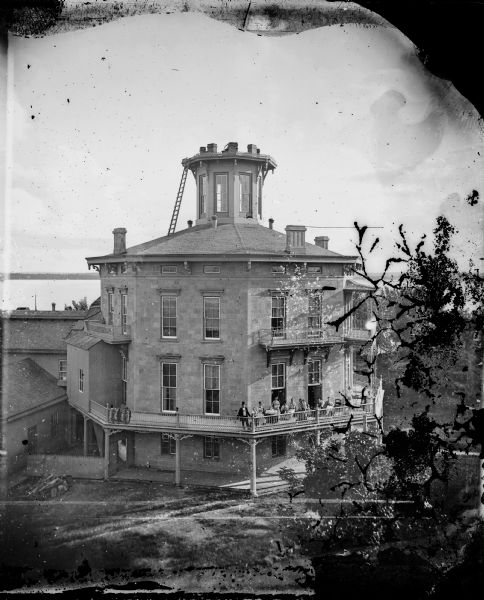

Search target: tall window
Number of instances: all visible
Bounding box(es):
[161,296,177,338]
[204,364,220,414]
[199,174,207,216]
[122,355,127,404]
[203,436,220,460]
[107,291,114,325]
[353,297,368,330]
[271,296,286,337]
[203,297,220,339]
[308,293,322,336]
[58,359,67,381]
[121,292,128,333]
[215,173,228,212]
[161,363,177,412]
[161,433,176,455]
[50,410,59,437]
[79,369,84,393]
[257,175,262,218]
[308,359,322,409]
[271,363,286,405]
[239,173,252,216]
[272,435,286,458]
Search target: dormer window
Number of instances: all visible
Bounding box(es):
[239,173,252,216]
[215,173,228,213]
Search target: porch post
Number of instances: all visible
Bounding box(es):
[83,416,88,456]
[315,429,321,446]
[250,438,258,498]
[103,429,110,481]
[175,434,181,487]
[362,413,367,433]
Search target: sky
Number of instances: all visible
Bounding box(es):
[4,11,484,274]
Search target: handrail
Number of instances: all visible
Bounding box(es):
[259,327,343,346]
[68,397,376,434]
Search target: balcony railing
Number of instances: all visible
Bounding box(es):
[259,327,343,348]
[343,327,371,341]
[70,396,377,436]
[84,320,131,343]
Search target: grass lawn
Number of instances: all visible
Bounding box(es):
[1,478,314,594]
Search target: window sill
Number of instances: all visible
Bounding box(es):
[202,339,222,343]
[160,337,179,342]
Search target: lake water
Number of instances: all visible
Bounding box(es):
[0,279,101,311]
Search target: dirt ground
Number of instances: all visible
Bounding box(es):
[1,478,315,594]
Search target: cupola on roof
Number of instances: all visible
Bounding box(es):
[182,142,277,226]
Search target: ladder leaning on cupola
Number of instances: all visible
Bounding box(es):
[167,165,189,236]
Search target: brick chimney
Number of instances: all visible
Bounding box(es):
[268,218,274,230]
[51,302,56,311]
[207,143,217,153]
[314,235,329,250]
[285,225,307,253]
[224,142,238,153]
[247,143,258,154]
[113,227,127,254]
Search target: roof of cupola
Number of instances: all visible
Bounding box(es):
[86,222,357,262]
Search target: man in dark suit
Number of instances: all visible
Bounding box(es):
[237,402,250,430]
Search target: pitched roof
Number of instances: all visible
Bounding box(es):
[3,358,67,418]
[65,331,101,350]
[2,316,82,352]
[87,223,356,261]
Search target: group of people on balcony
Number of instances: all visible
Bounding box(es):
[237,396,340,429]
[106,403,132,424]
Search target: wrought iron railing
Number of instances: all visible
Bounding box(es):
[69,395,376,435]
[84,320,131,341]
[259,327,343,347]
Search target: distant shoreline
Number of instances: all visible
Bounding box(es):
[0,273,99,281]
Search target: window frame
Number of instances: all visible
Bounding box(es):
[120,292,128,333]
[203,363,220,415]
[203,436,220,460]
[199,173,207,216]
[161,362,177,413]
[203,296,221,340]
[58,359,67,381]
[307,292,323,336]
[161,433,176,455]
[239,172,252,216]
[257,174,262,218]
[271,363,286,391]
[161,265,177,275]
[161,295,177,339]
[308,359,322,386]
[107,291,114,325]
[214,172,229,213]
[122,355,128,404]
[271,295,286,337]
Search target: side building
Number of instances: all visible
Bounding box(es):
[66,142,383,494]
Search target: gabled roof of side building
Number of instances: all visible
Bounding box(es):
[4,358,67,418]
[86,223,358,262]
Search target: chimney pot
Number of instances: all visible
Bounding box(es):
[314,235,329,249]
[207,143,217,153]
[187,220,193,228]
[199,146,206,153]
[247,143,258,154]
[211,215,218,229]
[51,302,56,311]
[113,227,127,254]
[268,218,274,230]
[285,225,307,253]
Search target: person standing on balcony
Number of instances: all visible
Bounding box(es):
[237,402,250,430]
[288,398,296,413]
[252,402,266,427]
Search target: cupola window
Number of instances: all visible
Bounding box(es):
[215,173,228,213]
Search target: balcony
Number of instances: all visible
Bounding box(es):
[84,320,132,343]
[343,327,372,342]
[69,397,378,438]
[258,327,343,350]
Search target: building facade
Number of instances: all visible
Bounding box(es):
[67,142,383,494]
